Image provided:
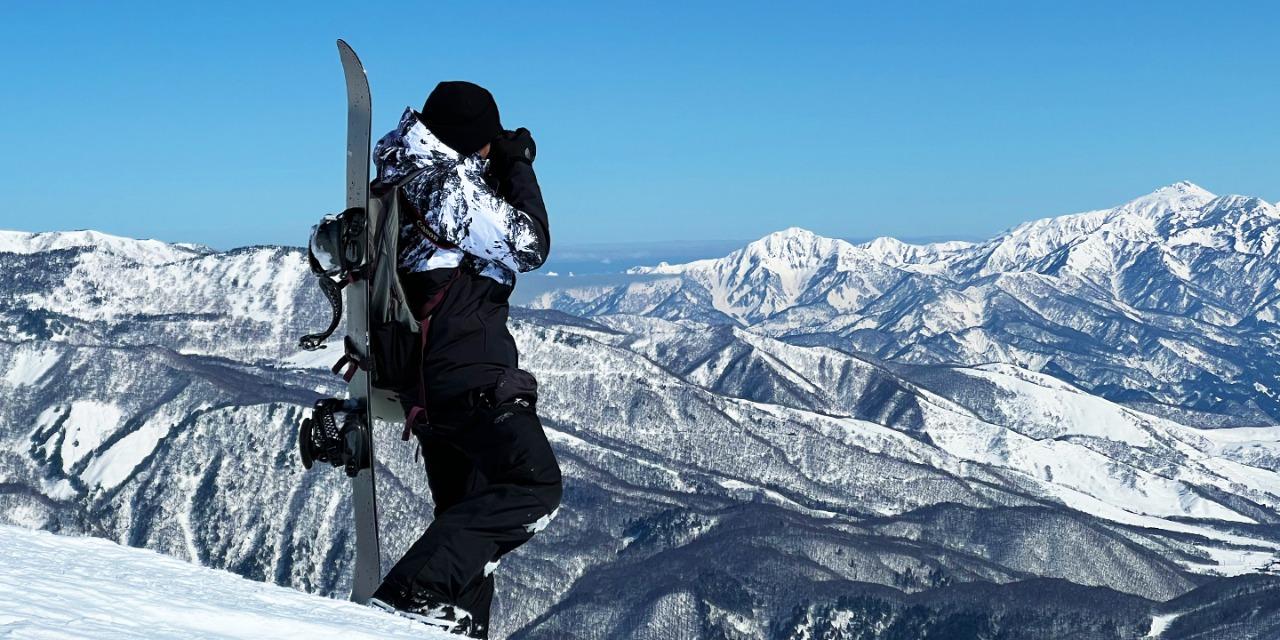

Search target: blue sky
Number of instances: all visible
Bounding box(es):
[2,1,1277,251]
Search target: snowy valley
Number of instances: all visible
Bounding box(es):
[1,183,1279,638]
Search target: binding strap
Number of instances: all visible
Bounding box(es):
[298,207,367,351]
[298,253,350,351]
[331,354,358,382]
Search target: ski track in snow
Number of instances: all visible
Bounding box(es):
[0,526,444,640]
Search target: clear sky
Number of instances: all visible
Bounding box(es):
[2,1,1278,250]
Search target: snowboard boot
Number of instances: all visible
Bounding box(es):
[369,588,485,638]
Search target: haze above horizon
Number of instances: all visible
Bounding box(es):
[2,2,1277,249]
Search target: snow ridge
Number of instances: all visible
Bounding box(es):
[0,229,209,264]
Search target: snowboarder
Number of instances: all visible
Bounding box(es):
[366,82,562,638]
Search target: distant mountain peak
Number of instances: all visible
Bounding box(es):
[1112,181,1217,221]
[744,227,832,252]
[630,228,840,276]
[765,226,822,240]
[1161,180,1213,196]
[737,227,844,266]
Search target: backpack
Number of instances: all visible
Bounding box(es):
[299,168,454,430]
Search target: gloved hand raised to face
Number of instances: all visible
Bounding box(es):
[488,127,536,174]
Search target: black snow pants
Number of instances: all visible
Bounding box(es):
[378,391,563,637]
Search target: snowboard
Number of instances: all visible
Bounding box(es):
[336,39,382,605]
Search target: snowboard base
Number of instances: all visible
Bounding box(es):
[336,38,382,605]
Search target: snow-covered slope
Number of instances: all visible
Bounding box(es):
[0,525,443,639]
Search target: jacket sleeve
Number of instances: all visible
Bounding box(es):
[408,160,549,274]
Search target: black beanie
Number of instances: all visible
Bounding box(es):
[419,81,503,156]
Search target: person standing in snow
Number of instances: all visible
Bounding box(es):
[367,81,561,639]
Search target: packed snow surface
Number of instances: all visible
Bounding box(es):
[0,526,444,640]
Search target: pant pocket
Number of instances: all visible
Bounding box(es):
[475,407,561,492]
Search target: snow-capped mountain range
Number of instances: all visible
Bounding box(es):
[540,181,1280,426]
[1,182,1278,639]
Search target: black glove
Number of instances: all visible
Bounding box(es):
[488,128,536,177]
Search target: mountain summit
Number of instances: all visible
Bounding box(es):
[1113,180,1216,220]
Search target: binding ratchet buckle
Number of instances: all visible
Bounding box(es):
[298,398,370,477]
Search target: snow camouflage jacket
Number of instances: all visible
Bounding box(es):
[373,107,550,403]
[374,108,549,285]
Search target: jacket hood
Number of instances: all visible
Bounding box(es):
[374,107,488,184]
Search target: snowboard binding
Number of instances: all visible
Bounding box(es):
[298,398,371,478]
[298,206,368,352]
